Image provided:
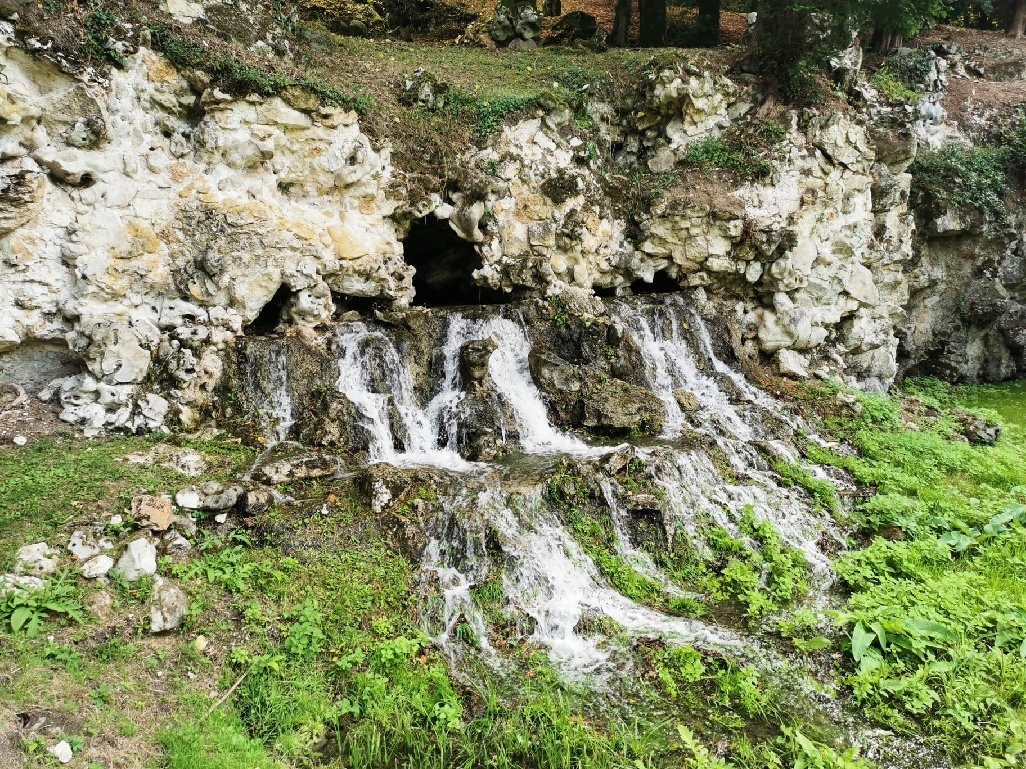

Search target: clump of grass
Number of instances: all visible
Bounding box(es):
[150,25,374,113]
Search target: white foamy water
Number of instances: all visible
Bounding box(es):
[333,315,602,469]
[423,484,753,676]
[612,301,751,439]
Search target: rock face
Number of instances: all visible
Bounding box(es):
[0,27,1022,437]
[0,28,406,432]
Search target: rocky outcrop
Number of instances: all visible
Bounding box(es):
[0,25,1022,436]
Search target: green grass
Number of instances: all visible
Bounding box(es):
[0,435,255,567]
[800,378,1026,765]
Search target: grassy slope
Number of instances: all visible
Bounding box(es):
[2,379,1025,768]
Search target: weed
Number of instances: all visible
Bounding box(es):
[0,571,85,637]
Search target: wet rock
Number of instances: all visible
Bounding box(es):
[673,389,700,413]
[115,538,157,581]
[172,515,198,537]
[530,346,664,435]
[253,454,339,484]
[625,493,664,512]
[580,380,665,436]
[15,542,58,576]
[958,412,1001,446]
[460,337,498,385]
[81,554,114,579]
[150,577,188,633]
[133,494,175,531]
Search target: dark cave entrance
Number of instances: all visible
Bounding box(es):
[629,269,680,295]
[403,217,504,307]
[246,284,291,335]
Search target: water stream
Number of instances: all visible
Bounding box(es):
[245,298,839,674]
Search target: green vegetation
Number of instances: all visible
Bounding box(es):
[680,120,788,182]
[801,379,1026,765]
[911,145,1013,222]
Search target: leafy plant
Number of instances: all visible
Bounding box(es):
[0,571,85,637]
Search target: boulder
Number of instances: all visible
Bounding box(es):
[673,389,701,412]
[115,538,157,581]
[957,412,1001,446]
[489,0,542,46]
[580,380,666,436]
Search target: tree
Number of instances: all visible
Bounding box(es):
[1010,0,1026,35]
[609,0,632,45]
[696,0,721,46]
[638,0,666,45]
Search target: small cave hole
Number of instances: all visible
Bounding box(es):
[246,284,291,335]
[629,269,680,295]
[331,291,379,319]
[403,217,505,307]
[593,284,620,298]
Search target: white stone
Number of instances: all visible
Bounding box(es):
[81,554,114,579]
[12,435,26,446]
[777,349,810,379]
[114,538,157,581]
[150,577,188,632]
[47,741,73,764]
[15,542,58,576]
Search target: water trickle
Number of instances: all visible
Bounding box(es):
[423,482,756,677]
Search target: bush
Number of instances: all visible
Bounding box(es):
[911,145,1011,222]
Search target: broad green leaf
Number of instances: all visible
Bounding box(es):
[903,618,957,642]
[870,621,888,650]
[10,606,32,632]
[851,622,875,661]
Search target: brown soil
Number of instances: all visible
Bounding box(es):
[0,391,65,446]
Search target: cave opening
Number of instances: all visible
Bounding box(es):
[331,292,379,318]
[403,217,505,307]
[246,284,291,335]
[629,269,680,295]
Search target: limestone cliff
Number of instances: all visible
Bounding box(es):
[0,15,1022,434]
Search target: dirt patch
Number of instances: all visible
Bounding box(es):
[0,391,66,446]
[942,75,1026,135]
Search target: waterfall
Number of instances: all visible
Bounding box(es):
[242,341,295,444]
[611,299,751,440]
[422,482,754,677]
[333,314,593,468]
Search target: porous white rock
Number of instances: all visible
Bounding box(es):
[81,554,114,579]
[15,542,58,576]
[150,576,188,632]
[115,538,157,581]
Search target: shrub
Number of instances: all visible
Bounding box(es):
[911,145,1011,222]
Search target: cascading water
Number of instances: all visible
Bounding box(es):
[242,341,295,444]
[421,481,755,677]
[332,314,594,467]
[241,298,841,672]
[611,299,751,440]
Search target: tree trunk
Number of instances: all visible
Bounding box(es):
[1009,0,1026,37]
[542,0,561,16]
[696,0,720,46]
[610,0,633,46]
[637,0,665,46]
